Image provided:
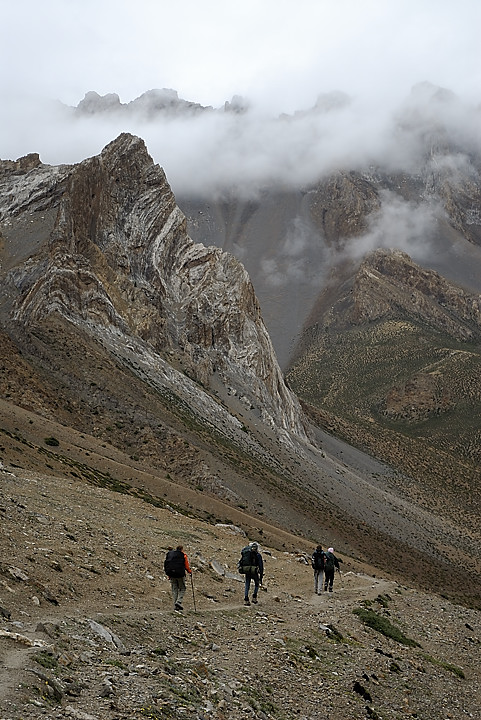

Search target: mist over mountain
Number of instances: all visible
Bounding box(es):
[2,6,481,715]
[3,82,481,202]
[8,81,479,368]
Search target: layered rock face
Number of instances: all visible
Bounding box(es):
[328,248,481,340]
[1,133,306,439]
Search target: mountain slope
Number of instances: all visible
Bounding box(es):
[286,250,481,543]
[1,135,480,608]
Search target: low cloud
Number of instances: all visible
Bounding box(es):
[2,83,481,204]
[261,216,328,288]
[344,191,440,263]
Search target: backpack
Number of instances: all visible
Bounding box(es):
[237,545,258,575]
[324,552,335,571]
[164,549,185,578]
[312,549,325,571]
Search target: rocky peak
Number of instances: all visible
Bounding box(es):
[349,249,481,340]
[3,133,306,439]
[308,171,381,245]
[0,152,42,177]
[304,248,481,342]
[75,89,210,118]
[76,90,123,115]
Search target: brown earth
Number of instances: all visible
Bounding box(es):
[1,429,480,720]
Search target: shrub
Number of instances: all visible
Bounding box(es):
[44,436,59,447]
[33,651,58,669]
[421,653,465,678]
[353,607,421,647]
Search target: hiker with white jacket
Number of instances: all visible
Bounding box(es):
[323,547,342,592]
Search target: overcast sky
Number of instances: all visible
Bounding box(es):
[2,0,481,194]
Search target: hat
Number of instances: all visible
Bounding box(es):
[328,547,334,553]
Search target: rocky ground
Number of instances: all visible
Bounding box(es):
[1,461,479,720]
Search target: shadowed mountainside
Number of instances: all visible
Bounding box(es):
[286,249,481,533]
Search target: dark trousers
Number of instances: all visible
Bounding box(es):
[244,571,259,599]
[324,568,335,590]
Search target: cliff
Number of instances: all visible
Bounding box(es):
[1,134,306,440]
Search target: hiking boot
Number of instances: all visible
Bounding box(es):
[174,603,184,611]
[252,597,258,604]
[328,587,333,593]
[244,598,251,606]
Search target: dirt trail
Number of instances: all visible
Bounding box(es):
[1,463,480,719]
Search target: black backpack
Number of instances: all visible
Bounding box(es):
[324,552,335,571]
[312,549,325,571]
[164,549,185,578]
[237,545,258,575]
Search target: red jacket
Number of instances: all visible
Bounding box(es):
[183,552,192,574]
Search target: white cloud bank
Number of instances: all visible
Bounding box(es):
[2,84,481,203]
[1,1,481,198]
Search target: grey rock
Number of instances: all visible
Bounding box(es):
[88,619,127,653]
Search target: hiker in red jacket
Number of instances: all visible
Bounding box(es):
[164,545,191,611]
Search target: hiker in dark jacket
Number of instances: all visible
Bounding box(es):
[242,542,264,606]
[164,545,191,611]
[311,544,326,594]
[323,547,342,592]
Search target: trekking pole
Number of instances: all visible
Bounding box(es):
[190,572,197,611]
[337,567,343,587]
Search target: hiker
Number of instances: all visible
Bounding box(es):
[164,545,191,611]
[239,541,264,606]
[323,547,342,592]
[311,544,326,594]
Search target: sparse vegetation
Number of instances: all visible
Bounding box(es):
[353,607,421,647]
[242,683,283,717]
[420,653,466,679]
[44,436,59,447]
[33,651,58,670]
